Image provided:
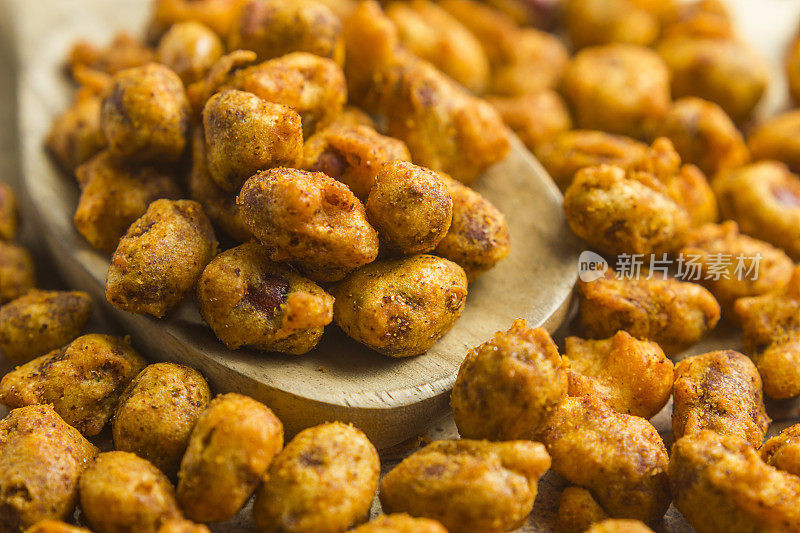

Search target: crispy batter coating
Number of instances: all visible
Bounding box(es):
[486,91,572,152]
[332,255,467,357]
[155,520,210,533]
[366,161,453,255]
[349,514,448,533]
[663,161,718,227]
[578,270,721,355]
[0,290,91,365]
[147,0,247,40]
[177,393,283,523]
[74,150,182,252]
[585,520,655,533]
[202,89,303,192]
[563,0,664,49]
[565,331,673,419]
[713,160,800,260]
[787,35,800,105]
[673,350,770,447]
[24,521,91,533]
[0,334,146,436]
[538,396,670,523]
[451,318,567,440]
[661,0,733,39]
[379,439,551,533]
[105,199,218,318]
[564,164,690,255]
[252,422,380,533]
[68,32,154,78]
[760,424,800,477]
[229,0,344,65]
[678,221,795,314]
[238,168,378,282]
[0,406,97,533]
[197,242,334,354]
[101,63,189,164]
[0,242,35,305]
[113,363,212,478]
[0,183,17,241]
[156,22,224,85]
[79,452,181,533]
[748,109,800,174]
[669,431,800,533]
[45,91,106,173]
[433,176,510,280]
[556,486,609,533]
[302,123,411,201]
[562,44,670,139]
[657,36,767,123]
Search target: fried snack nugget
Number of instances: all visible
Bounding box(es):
[101,63,189,164]
[451,319,567,441]
[678,221,794,313]
[332,255,467,357]
[25,521,92,533]
[349,514,447,533]
[748,109,800,174]
[556,486,609,533]
[713,161,800,260]
[486,91,572,151]
[670,431,800,533]
[238,168,378,282]
[661,0,733,39]
[177,393,283,523]
[156,519,211,533]
[585,520,655,533]
[113,363,212,477]
[147,0,247,40]
[538,396,670,523]
[106,199,217,318]
[386,0,490,95]
[657,36,767,123]
[229,0,344,65]
[197,242,334,354]
[68,32,154,78]
[760,424,800,477]
[562,44,670,139]
[434,176,510,280]
[787,35,800,105]
[156,22,224,85]
[302,123,411,200]
[564,165,690,255]
[0,290,91,364]
[202,89,303,192]
[46,92,106,173]
[563,0,663,50]
[578,270,720,355]
[0,405,98,533]
[0,334,146,436]
[0,183,17,241]
[673,350,770,447]
[565,331,673,419]
[653,97,749,177]
[79,451,181,533]
[366,161,453,255]
[379,439,551,533]
[252,422,379,533]
[74,150,182,252]
[0,242,35,305]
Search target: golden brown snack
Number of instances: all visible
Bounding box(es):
[678,221,795,314]
[556,486,609,533]
[563,0,664,49]
[660,161,718,228]
[147,0,247,40]
[252,422,379,533]
[202,89,303,192]
[670,431,800,533]
[155,520,210,533]
[229,0,344,65]
[578,270,720,355]
[787,35,800,105]
[177,393,283,523]
[0,241,35,305]
[653,97,749,177]
[105,199,217,318]
[24,521,92,533]
[713,160,800,260]
[74,150,182,252]
[366,161,453,255]
[487,91,572,152]
[387,0,490,94]
[302,123,411,200]
[0,334,146,436]
[0,183,17,241]
[113,363,212,478]
[585,520,655,533]
[748,109,800,174]
[661,0,733,39]
[451,318,567,441]
[672,350,770,447]
[349,514,447,533]
[46,91,106,173]
[564,164,690,255]
[657,36,767,123]
[379,439,551,533]
[68,32,154,78]
[79,452,181,533]
[565,331,673,419]
[101,63,189,164]
[562,44,670,139]
[0,289,91,365]
[760,424,800,477]
[538,396,670,523]
[433,176,510,280]
[332,255,467,357]
[156,22,224,85]
[238,168,378,282]
[197,242,334,354]
[0,405,98,533]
